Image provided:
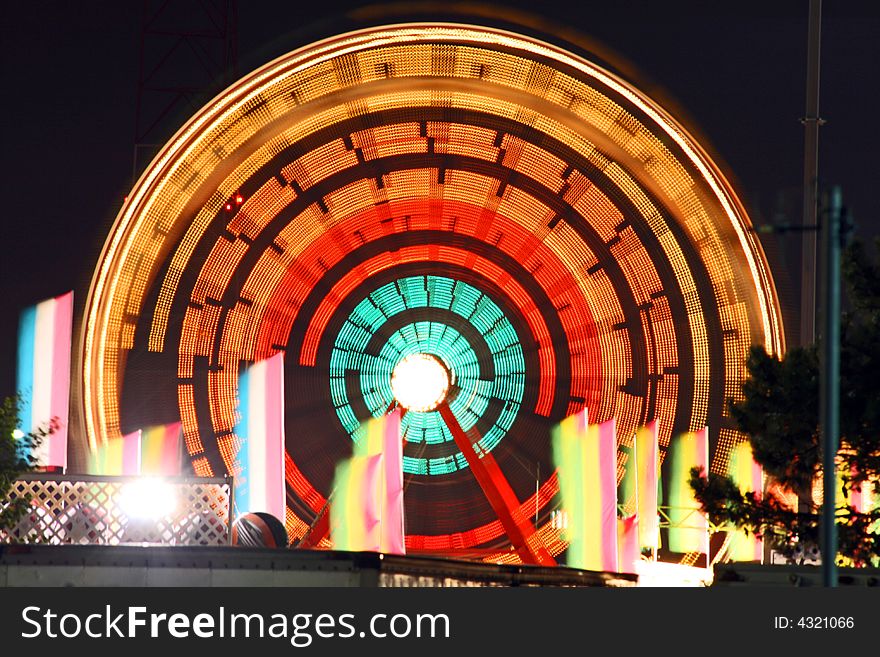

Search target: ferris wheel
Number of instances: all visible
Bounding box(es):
[81,24,783,560]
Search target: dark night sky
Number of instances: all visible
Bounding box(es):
[1,1,878,399]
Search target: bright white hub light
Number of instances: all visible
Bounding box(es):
[118,478,178,520]
[390,353,450,412]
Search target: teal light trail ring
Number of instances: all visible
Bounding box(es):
[330,275,526,475]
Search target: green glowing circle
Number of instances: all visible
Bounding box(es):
[330,276,526,475]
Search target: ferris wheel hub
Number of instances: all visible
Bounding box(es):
[390,353,450,412]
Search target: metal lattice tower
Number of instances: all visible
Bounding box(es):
[132,0,238,185]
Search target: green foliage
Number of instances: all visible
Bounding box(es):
[0,396,50,533]
[690,465,878,566]
[839,239,880,489]
[730,345,819,499]
[692,239,880,566]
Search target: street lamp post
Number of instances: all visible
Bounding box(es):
[819,186,842,587]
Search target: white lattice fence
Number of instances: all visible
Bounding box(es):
[1,474,231,546]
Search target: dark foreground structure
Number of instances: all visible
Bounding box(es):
[0,545,635,587]
[713,563,879,587]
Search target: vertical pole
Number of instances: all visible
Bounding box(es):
[227,474,235,545]
[800,0,823,346]
[535,461,540,526]
[132,0,149,190]
[820,187,842,587]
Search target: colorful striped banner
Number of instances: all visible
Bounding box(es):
[727,441,763,562]
[379,411,405,555]
[16,291,73,469]
[234,353,286,522]
[141,422,182,476]
[585,419,619,572]
[552,409,588,569]
[88,430,141,475]
[553,411,618,572]
[635,421,659,550]
[339,411,405,554]
[617,514,639,574]
[331,454,383,552]
[667,428,710,555]
[847,469,875,515]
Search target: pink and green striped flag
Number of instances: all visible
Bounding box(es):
[141,422,182,476]
[635,421,659,550]
[16,291,73,469]
[586,419,619,571]
[847,469,876,515]
[553,411,618,571]
[234,353,286,521]
[377,411,405,555]
[617,514,639,574]
[667,428,709,555]
[331,454,383,552]
[88,430,141,475]
[332,411,405,554]
[728,441,763,562]
[552,409,589,568]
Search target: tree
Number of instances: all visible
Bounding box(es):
[0,395,51,534]
[690,239,880,566]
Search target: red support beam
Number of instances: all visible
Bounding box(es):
[437,403,555,566]
[297,502,330,549]
[300,403,554,565]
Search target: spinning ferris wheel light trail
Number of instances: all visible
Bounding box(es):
[78,23,784,561]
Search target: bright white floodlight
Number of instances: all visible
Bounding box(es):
[390,353,450,412]
[118,478,177,520]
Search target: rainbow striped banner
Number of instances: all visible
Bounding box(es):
[88,430,141,475]
[728,441,763,562]
[846,468,875,515]
[635,421,659,550]
[586,419,619,571]
[849,482,875,514]
[667,428,710,555]
[617,514,639,574]
[331,453,383,552]
[377,411,405,555]
[141,422,182,476]
[333,411,405,554]
[553,411,618,571]
[16,291,73,469]
[234,353,286,521]
[553,409,589,568]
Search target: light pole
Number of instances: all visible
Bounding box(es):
[800,0,823,346]
[819,186,842,587]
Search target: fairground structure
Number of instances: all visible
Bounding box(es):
[5,23,794,586]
